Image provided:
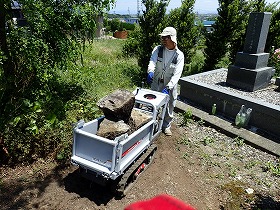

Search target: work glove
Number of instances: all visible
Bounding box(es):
[162,87,169,94]
[147,72,154,84]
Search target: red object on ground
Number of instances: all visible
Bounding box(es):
[124,194,196,210]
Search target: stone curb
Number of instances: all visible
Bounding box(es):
[175,100,280,157]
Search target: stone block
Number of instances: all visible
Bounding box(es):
[243,12,272,54]
[128,109,153,132]
[96,118,130,140]
[226,65,274,91]
[97,89,135,123]
[234,52,269,69]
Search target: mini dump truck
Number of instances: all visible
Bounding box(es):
[71,88,169,196]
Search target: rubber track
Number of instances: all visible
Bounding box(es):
[116,144,157,197]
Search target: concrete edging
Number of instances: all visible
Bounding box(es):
[175,100,280,157]
[178,68,280,137]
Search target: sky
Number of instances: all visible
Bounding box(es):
[108,0,279,15]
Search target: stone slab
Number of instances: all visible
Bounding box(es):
[275,77,280,87]
[234,52,269,69]
[226,65,274,91]
[243,12,272,54]
[179,68,280,138]
[175,101,280,157]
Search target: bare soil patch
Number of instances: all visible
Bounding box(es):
[0,115,279,210]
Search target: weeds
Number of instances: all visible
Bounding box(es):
[179,109,193,126]
[225,162,238,177]
[182,152,189,159]
[202,136,215,146]
[197,119,205,126]
[177,137,191,146]
[233,136,245,147]
[265,161,280,177]
[244,160,260,170]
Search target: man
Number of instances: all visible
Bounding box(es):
[147,27,184,136]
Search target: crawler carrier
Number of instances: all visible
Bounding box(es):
[71,88,169,196]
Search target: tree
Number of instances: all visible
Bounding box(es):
[0,0,115,114]
[166,0,197,65]
[203,0,279,72]
[203,0,251,71]
[203,0,233,71]
[226,0,250,62]
[0,0,115,163]
[137,0,169,70]
[267,2,280,76]
[266,1,280,51]
[123,0,198,76]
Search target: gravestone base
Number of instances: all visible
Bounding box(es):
[235,52,269,69]
[226,65,274,91]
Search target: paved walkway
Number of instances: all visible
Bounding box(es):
[175,101,280,157]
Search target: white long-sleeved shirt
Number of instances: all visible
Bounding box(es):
[148,45,184,89]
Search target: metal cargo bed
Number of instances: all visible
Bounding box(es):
[71,114,154,180]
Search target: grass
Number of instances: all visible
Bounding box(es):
[60,39,141,101]
[265,160,280,177]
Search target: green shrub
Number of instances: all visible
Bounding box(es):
[182,49,205,76]
[122,22,135,31]
[2,39,141,164]
[271,47,280,77]
[122,25,141,57]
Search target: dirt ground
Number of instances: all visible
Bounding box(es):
[0,115,279,210]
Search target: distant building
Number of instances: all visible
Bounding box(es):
[124,17,139,24]
[202,20,215,33]
[11,1,27,26]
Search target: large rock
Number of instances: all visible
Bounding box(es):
[128,109,152,132]
[96,118,131,140]
[97,89,135,123]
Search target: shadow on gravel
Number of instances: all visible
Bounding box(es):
[64,169,115,206]
[252,194,280,210]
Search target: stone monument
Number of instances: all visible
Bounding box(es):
[226,12,275,91]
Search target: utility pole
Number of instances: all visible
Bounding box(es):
[137,0,140,17]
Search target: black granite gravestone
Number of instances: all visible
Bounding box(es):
[226,12,275,91]
[275,77,280,87]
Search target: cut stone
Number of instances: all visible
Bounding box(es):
[234,52,269,69]
[243,12,272,54]
[226,66,274,91]
[226,12,274,92]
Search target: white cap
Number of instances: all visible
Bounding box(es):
[159,27,177,44]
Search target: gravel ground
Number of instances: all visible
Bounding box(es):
[189,68,280,106]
